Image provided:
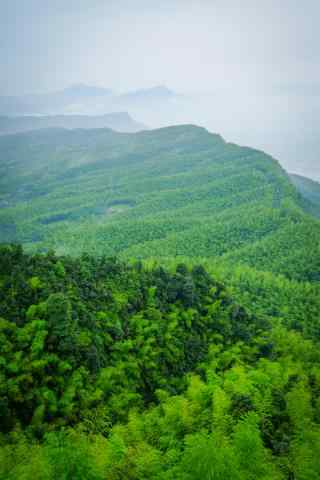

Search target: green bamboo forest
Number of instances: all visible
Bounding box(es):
[1,125,320,479]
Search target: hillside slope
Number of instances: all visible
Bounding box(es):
[0,246,320,480]
[290,173,320,218]
[0,113,146,135]
[1,125,319,281]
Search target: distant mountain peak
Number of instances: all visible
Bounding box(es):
[120,85,176,101]
[0,84,177,115]
[146,85,175,95]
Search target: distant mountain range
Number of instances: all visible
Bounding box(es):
[0,112,146,135]
[0,84,176,116]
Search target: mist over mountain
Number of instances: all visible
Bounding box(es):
[117,88,320,183]
[0,84,176,116]
[2,1,320,182]
[0,112,146,135]
[0,84,112,115]
[2,82,318,182]
[1,3,320,477]
[290,173,320,217]
[117,85,175,105]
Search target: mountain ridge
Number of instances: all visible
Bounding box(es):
[0,84,176,115]
[1,123,319,282]
[1,124,320,479]
[0,112,146,135]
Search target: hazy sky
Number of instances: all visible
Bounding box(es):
[1,0,319,179]
[1,0,320,95]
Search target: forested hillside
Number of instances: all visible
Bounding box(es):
[2,0,320,477]
[1,125,320,479]
[290,173,320,218]
[1,245,320,479]
[0,112,145,135]
[1,125,320,282]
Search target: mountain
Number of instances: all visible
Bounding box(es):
[1,124,319,282]
[290,173,320,217]
[0,112,146,135]
[0,84,113,115]
[116,85,175,106]
[1,125,320,479]
[0,84,176,116]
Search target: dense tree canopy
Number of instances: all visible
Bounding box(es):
[1,124,319,478]
[0,245,319,479]
[1,126,319,283]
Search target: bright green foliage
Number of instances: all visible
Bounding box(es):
[1,126,319,282]
[0,245,260,433]
[144,257,320,340]
[0,126,319,479]
[0,246,320,479]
